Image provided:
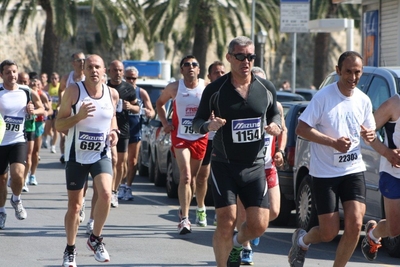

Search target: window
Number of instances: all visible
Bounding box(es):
[366,76,390,112]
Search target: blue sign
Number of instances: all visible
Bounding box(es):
[363,10,379,67]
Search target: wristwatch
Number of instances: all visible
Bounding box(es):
[111,129,121,135]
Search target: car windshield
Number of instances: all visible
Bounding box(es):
[137,84,165,107]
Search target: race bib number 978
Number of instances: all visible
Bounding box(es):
[232,117,262,143]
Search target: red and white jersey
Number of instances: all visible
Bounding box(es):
[172,79,206,141]
[264,133,276,169]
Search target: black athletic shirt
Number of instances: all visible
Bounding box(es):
[107,80,136,138]
[193,72,281,164]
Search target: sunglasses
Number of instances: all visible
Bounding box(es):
[126,77,137,81]
[231,53,256,62]
[74,58,85,62]
[182,62,199,68]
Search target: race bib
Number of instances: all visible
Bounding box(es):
[3,115,23,133]
[77,131,105,152]
[333,147,361,167]
[232,117,262,143]
[179,118,194,135]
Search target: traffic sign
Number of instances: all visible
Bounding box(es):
[280,0,310,33]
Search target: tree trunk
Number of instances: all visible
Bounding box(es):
[192,1,213,79]
[40,0,60,76]
[313,32,330,88]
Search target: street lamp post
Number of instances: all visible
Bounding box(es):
[257,30,268,71]
[117,23,128,60]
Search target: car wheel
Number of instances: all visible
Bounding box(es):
[154,153,166,187]
[296,175,318,231]
[166,157,178,198]
[148,152,155,183]
[382,236,400,258]
[138,146,148,177]
[270,192,293,226]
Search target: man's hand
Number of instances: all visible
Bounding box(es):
[207,117,226,132]
[26,101,35,115]
[334,137,352,153]
[163,123,174,134]
[78,101,96,120]
[360,125,376,144]
[109,131,119,147]
[264,122,281,136]
[274,151,284,168]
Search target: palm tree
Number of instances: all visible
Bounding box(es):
[143,0,280,78]
[310,0,361,87]
[0,0,148,75]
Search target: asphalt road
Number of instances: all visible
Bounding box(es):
[0,147,399,267]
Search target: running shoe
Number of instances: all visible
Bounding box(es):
[86,220,94,235]
[111,191,118,208]
[28,174,38,186]
[117,185,126,199]
[10,197,27,220]
[79,200,85,223]
[288,228,308,267]
[227,246,243,267]
[0,212,7,229]
[62,249,77,267]
[178,218,192,235]
[251,237,260,246]
[41,139,48,149]
[51,145,56,154]
[60,155,65,164]
[87,235,110,262]
[241,248,254,265]
[195,209,207,227]
[22,183,29,192]
[361,220,382,261]
[123,187,134,201]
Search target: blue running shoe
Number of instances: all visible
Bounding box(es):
[241,248,254,265]
[251,237,260,246]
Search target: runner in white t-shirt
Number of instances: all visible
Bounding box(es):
[288,51,377,267]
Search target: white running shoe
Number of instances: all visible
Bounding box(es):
[117,185,126,199]
[50,145,56,153]
[0,212,7,229]
[79,200,85,223]
[123,187,134,201]
[178,218,192,235]
[62,249,77,267]
[87,236,110,262]
[86,220,94,235]
[111,191,119,208]
[22,182,29,192]
[10,197,27,220]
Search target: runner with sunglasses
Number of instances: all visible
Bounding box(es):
[193,36,282,267]
[156,55,209,235]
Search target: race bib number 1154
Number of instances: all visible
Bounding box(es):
[232,117,262,143]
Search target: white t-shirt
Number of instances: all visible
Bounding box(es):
[299,82,375,178]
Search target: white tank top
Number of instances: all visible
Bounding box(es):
[66,71,85,88]
[65,82,113,164]
[172,79,206,141]
[0,86,30,145]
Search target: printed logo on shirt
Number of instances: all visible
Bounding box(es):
[78,132,105,141]
[4,116,23,124]
[232,118,261,130]
[185,105,198,116]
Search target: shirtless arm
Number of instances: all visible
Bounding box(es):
[140,88,155,119]
[156,81,178,132]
